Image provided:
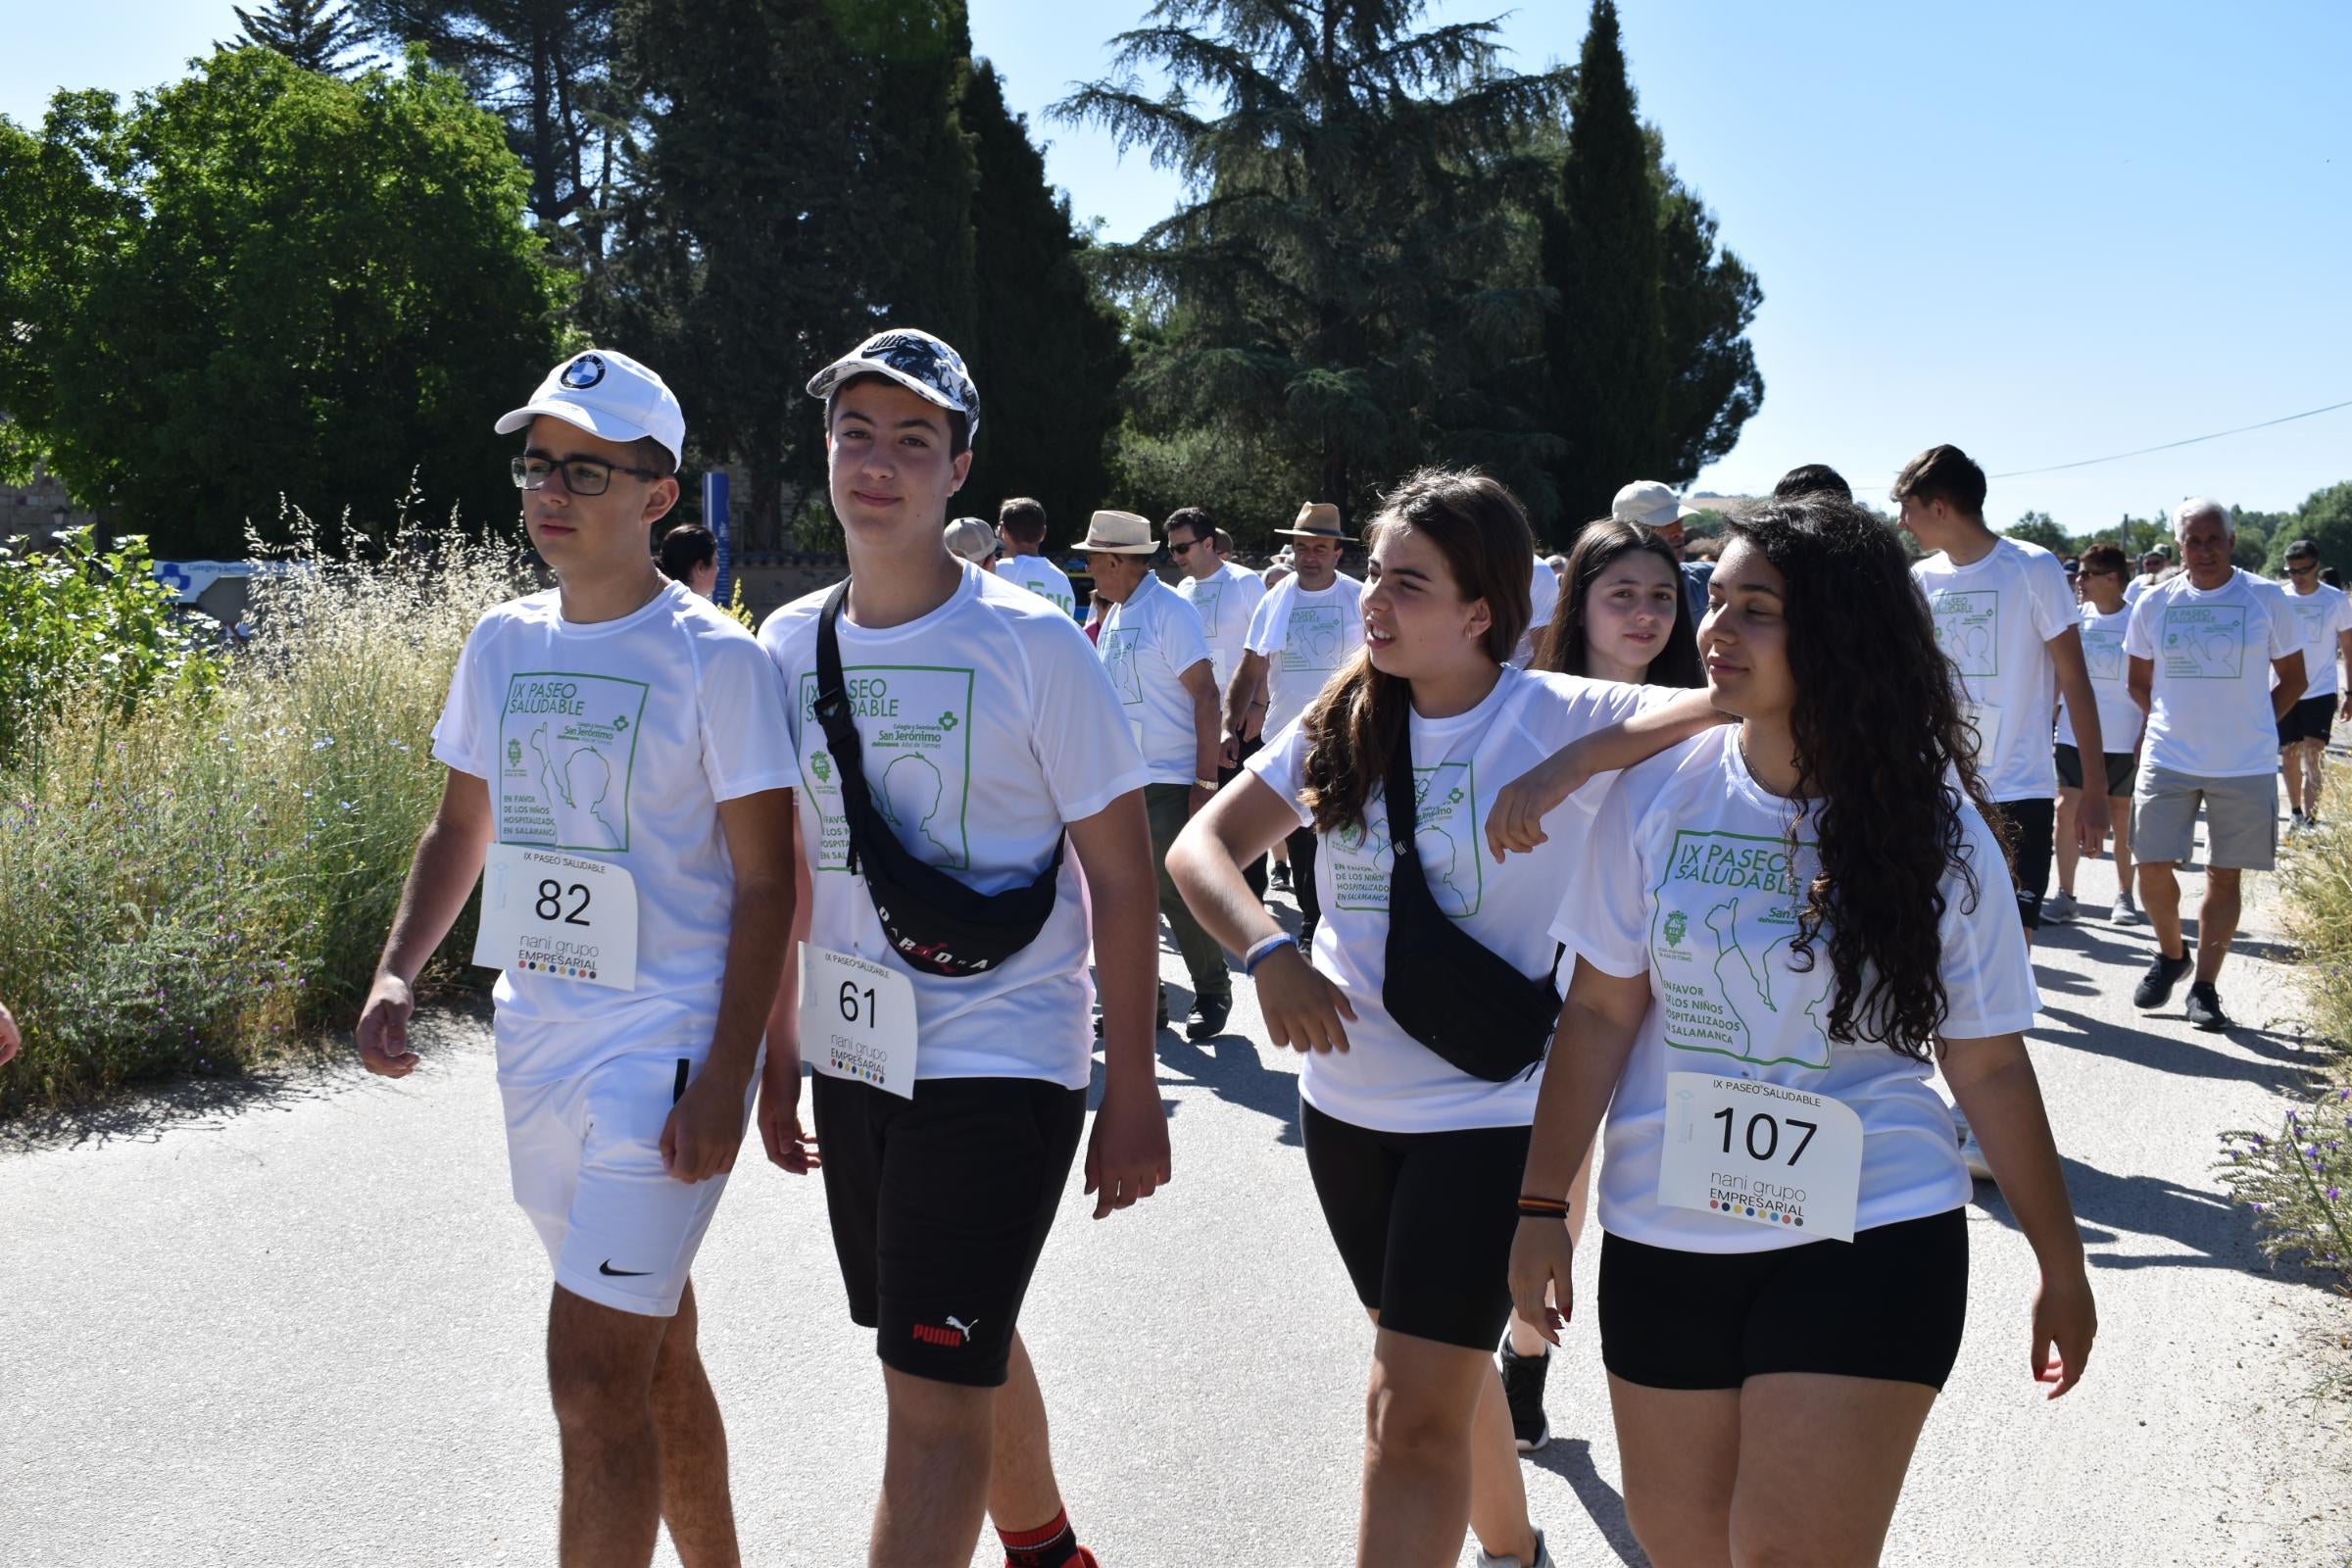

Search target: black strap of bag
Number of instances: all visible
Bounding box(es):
[1377,718,1561,1082]
[810,580,1064,978]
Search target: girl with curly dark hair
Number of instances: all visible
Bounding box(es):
[1504,497,2095,1568]
[1538,517,1704,689]
[1169,467,1720,1568]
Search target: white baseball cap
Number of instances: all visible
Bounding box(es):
[1611,479,1702,529]
[944,517,998,565]
[497,349,686,468]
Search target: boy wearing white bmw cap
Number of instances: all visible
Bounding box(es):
[756,327,1167,1568]
[356,347,799,1566]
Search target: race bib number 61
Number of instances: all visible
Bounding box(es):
[1658,1072,1864,1242]
[803,946,917,1100]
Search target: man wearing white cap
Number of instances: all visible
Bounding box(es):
[1085,509,1231,1039]
[757,327,1167,1568]
[946,515,1000,573]
[1613,479,1711,625]
[1227,502,1364,949]
[356,347,800,1564]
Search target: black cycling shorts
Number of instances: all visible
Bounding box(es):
[2278,694,2337,747]
[812,1072,1085,1388]
[1985,796,2055,929]
[1300,1100,1530,1351]
[2054,743,2135,798]
[1597,1207,1969,1392]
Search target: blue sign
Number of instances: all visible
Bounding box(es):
[704,471,732,609]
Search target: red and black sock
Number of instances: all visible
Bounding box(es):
[999,1507,1082,1568]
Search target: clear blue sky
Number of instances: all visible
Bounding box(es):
[8,1,2347,531]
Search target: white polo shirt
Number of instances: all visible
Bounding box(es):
[759,564,1149,1087]
[1246,573,1366,739]
[431,580,800,1085]
[1557,727,2036,1252]
[1173,561,1267,693]
[2124,568,2300,778]
[1098,569,1214,786]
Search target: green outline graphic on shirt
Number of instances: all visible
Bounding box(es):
[1280,605,1348,673]
[2292,598,2334,660]
[1006,562,1074,616]
[796,665,977,871]
[1328,761,1482,915]
[2081,627,2126,682]
[2159,604,2246,680]
[1188,580,1226,639]
[495,672,648,853]
[1649,828,1829,1069]
[1098,627,1145,706]
[1930,590,1999,678]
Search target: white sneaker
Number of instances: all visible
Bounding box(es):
[2041,889,2078,923]
[1477,1528,1553,1568]
[2286,812,2306,841]
[1953,1107,1995,1182]
[2110,890,2141,925]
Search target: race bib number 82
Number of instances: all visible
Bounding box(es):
[472,843,640,991]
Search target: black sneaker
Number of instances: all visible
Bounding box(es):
[2185,982,2230,1032]
[2132,951,2192,1010]
[1298,919,1318,953]
[1498,1341,1550,1451]
[1186,994,1232,1042]
[1269,862,1292,893]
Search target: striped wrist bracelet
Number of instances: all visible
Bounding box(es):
[1242,933,1295,975]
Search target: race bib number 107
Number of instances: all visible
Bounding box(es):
[472,843,640,991]
[1657,1072,1863,1242]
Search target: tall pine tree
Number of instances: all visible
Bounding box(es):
[1058,0,1572,533]
[958,60,1128,546]
[220,0,373,74]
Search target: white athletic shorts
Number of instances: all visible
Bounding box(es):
[499,1047,758,1317]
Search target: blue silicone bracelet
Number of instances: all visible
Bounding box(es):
[1242,934,1293,975]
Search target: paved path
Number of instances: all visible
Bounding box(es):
[7,845,2352,1566]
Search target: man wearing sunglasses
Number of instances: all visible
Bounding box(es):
[2275,539,2352,833]
[357,348,799,1565]
[1168,507,1269,895]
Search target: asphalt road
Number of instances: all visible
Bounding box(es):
[7,842,2352,1566]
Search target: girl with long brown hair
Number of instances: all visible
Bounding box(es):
[1169,468,1714,1568]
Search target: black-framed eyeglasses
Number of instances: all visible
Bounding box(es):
[512,454,664,497]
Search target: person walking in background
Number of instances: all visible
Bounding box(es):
[1538,519,1703,690]
[995,497,1078,617]
[658,522,718,599]
[945,516,1000,573]
[2272,538,2352,833]
[1772,464,1853,504]
[1168,506,1270,897]
[2125,498,2305,1030]
[2047,544,2146,926]
[1083,509,1231,1041]
[1610,480,1711,625]
[1227,504,1364,952]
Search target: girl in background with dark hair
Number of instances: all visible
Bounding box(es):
[1541,517,1703,689]
[1170,468,1716,1568]
[1505,498,2094,1568]
[656,521,717,599]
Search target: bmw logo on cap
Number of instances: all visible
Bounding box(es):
[560,354,606,390]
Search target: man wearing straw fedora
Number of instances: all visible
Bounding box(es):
[1082,509,1232,1040]
[1225,502,1364,951]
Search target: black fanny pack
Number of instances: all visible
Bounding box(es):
[1377,722,1561,1082]
[810,580,1064,978]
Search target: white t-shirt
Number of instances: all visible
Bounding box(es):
[1245,574,1367,738]
[1912,537,2076,802]
[1512,556,1559,669]
[2057,602,2143,755]
[1173,561,1267,694]
[1098,570,1213,786]
[431,581,800,1085]
[1556,727,2037,1253]
[2124,568,2300,778]
[1249,666,1652,1133]
[997,553,1078,619]
[2275,580,2352,700]
[758,564,1149,1087]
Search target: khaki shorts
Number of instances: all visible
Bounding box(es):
[2132,764,2278,871]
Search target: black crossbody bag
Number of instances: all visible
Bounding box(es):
[809,580,1065,978]
[1377,722,1562,1082]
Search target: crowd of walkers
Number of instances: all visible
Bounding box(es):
[343,325,2331,1567]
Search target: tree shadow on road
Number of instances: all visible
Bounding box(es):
[2035,1002,2327,1098]
[1528,1437,1648,1566]
[0,997,495,1155]
[1973,1155,2337,1292]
